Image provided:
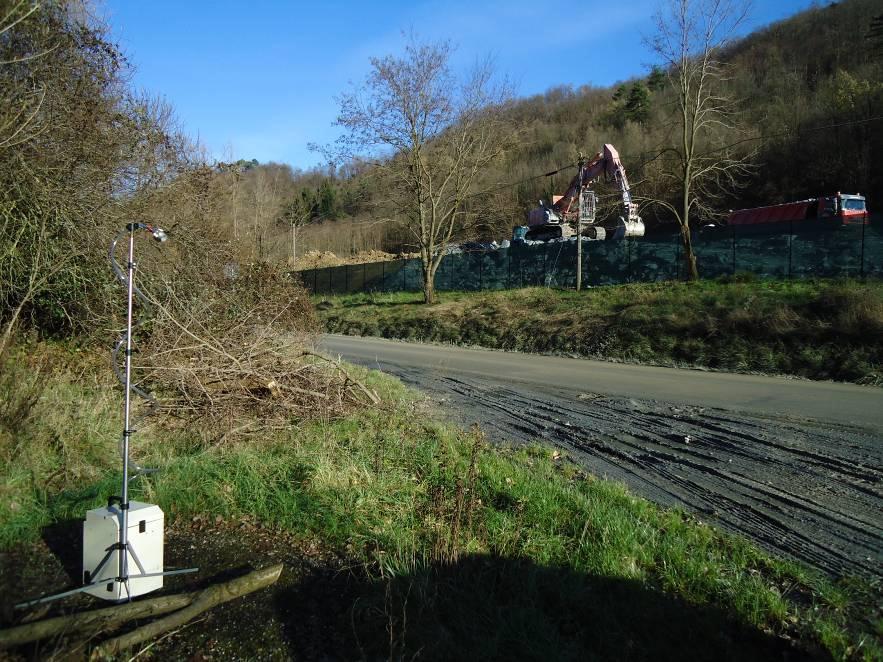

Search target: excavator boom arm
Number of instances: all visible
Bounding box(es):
[552,144,639,223]
[525,142,643,239]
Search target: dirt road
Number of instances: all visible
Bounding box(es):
[320,335,883,579]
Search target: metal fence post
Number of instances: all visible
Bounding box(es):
[732,226,737,275]
[627,238,632,283]
[674,235,680,281]
[543,243,548,286]
[506,248,511,289]
[787,218,792,279]
[861,218,866,278]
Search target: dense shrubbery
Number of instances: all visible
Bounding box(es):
[0,1,360,439]
[0,1,194,349]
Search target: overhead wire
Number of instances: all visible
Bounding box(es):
[632,114,883,170]
[417,113,883,205]
[268,112,883,232]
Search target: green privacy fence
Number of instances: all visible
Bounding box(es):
[298,216,883,295]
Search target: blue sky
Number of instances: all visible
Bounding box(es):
[103,0,818,170]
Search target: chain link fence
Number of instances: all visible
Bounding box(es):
[298,216,883,295]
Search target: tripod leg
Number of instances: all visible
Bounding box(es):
[126,542,147,576]
[88,546,116,583]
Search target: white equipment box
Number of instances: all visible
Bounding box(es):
[82,501,164,600]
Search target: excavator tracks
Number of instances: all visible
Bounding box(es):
[394,368,882,579]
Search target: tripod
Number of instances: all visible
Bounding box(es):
[15,223,197,609]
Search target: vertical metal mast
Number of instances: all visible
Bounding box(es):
[118,223,136,591]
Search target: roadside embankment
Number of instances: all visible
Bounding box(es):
[316,278,883,384]
[1,342,880,659]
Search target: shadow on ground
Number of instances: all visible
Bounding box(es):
[338,300,417,309]
[2,527,824,660]
[41,519,82,586]
[275,553,822,662]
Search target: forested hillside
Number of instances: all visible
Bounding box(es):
[8,0,875,278]
[265,0,879,258]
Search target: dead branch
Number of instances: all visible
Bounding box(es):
[91,563,283,658]
[0,593,195,649]
[304,350,380,405]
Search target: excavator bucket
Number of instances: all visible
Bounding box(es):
[624,217,645,238]
[607,216,645,240]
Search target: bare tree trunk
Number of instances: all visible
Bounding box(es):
[423,260,435,304]
[680,223,698,281]
[681,182,699,281]
[0,594,194,648]
[0,300,26,360]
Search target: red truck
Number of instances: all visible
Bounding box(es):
[727,192,869,229]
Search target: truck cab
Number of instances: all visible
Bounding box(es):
[818,193,868,225]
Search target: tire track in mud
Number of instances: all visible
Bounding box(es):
[393,368,883,579]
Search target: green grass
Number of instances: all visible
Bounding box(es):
[1,344,880,659]
[316,277,883,384]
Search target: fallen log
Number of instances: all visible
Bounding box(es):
[0,593,196,649]
[91,563,283,658]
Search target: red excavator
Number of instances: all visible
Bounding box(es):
[524,144,645,241]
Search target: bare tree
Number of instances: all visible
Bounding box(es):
[0,0,139,350]
[249,166,275,259]
[325,38,517,303]
[0,205,71,357]
[648,0,753,281]
[278,195,312,268]
[0,1,47,152]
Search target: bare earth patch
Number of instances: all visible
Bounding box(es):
[0,519,363,660]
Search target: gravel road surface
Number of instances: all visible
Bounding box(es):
[320,334,883,579]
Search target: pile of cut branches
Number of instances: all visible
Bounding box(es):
[129,259,377,442]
